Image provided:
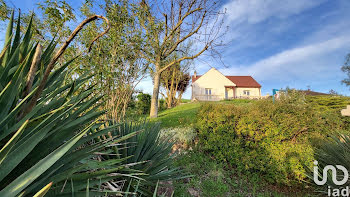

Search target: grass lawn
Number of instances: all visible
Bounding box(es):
[152,102,201,128]
[181,99,191,103]
[152,99,255,128]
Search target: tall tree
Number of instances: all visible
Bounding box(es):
[134,0,225,118]
[77,0,148,122]
[342,53,350,88]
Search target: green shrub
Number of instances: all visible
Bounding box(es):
[196,98,345,185]
[159,98,167,111]
[306,95,350,111]
[160,127,197,145]
[136,93,151,115]
[306,95,350,131]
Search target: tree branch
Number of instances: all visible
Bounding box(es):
[163,10,206,58]
[159,42,210,73]
[23,14,110,117]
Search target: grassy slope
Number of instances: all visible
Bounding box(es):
[152,102,201,128]
[152,99,254,128]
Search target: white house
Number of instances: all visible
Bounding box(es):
[191,68,262,101]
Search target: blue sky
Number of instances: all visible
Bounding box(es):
[2,0,350,98]
[138,0,350,98]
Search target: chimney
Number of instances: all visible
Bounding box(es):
[194,71,197,78]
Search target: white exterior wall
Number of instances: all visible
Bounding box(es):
[192,68,235,101]
[235,87,261,98]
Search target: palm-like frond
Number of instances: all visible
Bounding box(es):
[105,121,187,193]
[0,12,141,196]
[312,133,350,188]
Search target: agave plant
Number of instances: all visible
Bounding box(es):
[104,121,187,194]
[0,12,144,196]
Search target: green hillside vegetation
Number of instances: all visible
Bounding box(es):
[306,95,350,110]
[153,99,255,128]
[154,95,350,196]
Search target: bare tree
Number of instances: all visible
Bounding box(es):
[134,0,225,118]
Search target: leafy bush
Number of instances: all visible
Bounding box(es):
[136,92,151,115]
[306,95,350,131]
[196,98,345,185]
[306,95,350,111]
[160,127,196,145]
[159,98,167,111]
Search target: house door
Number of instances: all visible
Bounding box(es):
[225,88,228,99]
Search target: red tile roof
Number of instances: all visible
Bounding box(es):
[192,75,261,88]
[192,75,202,83]
[225,76,261,88]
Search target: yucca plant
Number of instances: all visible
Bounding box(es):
[104,121,187,194]
[311,133,350,189]
[0,11,145,196]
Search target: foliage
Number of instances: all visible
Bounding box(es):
[134,0,225,118]
[0,12,141,196]
[328,89,340,95]
[341,53,350,87]
[103,121,186,193]
[1,0,76,43]
[279,88,307,105]
[306,95,350,111]
[220,99,254,105]
[160,54,191,108]
[78,0,148,122]
[160,127,197,145]
[312,133,350,190]
[136,92,152,115]
[159,98,167,111]
[0,0,10,21]
[173,151,313,197]
[37,0,76,40]
[306,95,350,131]
[196,97,346,185]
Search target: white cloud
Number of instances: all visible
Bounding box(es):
[220,35,350,81]
[216,0,331,57]
[224,0,326,24]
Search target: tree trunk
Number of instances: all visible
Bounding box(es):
[150,72,161,118]
[167,96,173,108]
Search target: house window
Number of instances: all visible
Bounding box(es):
[243,90,250,96]
[205,88,212,95]
[205,88,212,100]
